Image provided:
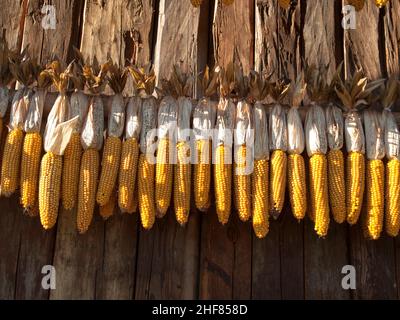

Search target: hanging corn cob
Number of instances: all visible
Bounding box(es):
[99,189,116,220]
[348,0,366,11]
[335,69,382,225]
[214,64,236,225]
[129,64,157,230]
[20,67,51,214]
[190,0,203,7]
[381,77,400,237]
[287,73,307,221]
[233,65,252,222]
[77,61,109,233]
[278,0,298,10]
[39,61,78,229]
[96,63,127,208]
[62,60,89,210]
[170,65,194,226]
[118,96,141,213]
[374,0,389,8]
[2,54,37,196]
[268,79,290,219]
[249,71,269,238]
[305,66,330,237]
[363,109,385,240]
[154,80,178,217]
[193,66,217,212]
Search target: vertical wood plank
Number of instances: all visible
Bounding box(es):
[345,1,397,300]
[383,0,400,76]
[0,0,27,50]
[135,0,207,300]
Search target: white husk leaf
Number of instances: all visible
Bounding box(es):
[325,104,344,151]
[70,90,89,132]
[125,96,142,140]
[24,89,47,133]
[0,86,9,117]
[10,87,31,130]
[158,95,178,140]
[108,93,125,138]
[81,96,104,151]
[269,103,287,151]
[344,111,365,153]
[44,94,79,155]
[193,97,216,141]
[383,110,400,160]
[253,101,269,160]
[364,109,385,160]
[215,97,236,146]
[140,96,157,153]
[287,107,305,154]
[305,104,328,156]
[177,96,192,142]
[234,100,252,146]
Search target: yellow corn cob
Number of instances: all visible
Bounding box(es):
[287,153,307,220]
[128,188,138,213]
[386,159,400,237]
[215,144,232,224]
[118,137,139,212]
[327,149,346,224]
[234,145,251,222]
[346,151,365,224]
[20,132,42,210]
[0,117,3,148]
[310,154,330,237]
[96,136,122,206]
[155,138,173,217]
[99,190,116,220]
[194,139,211,211]
[190,0,203,7]
[364,159,384,240]
[348,0,365,11]
[174,141,191,226]
[38,152,62,230]
[1,128,24,196]
[61,132,81,210]
[138,153,156,230]
[77,148,99,234]
[375,0,389,8]
[252,159,269,238]
[270,149,287,218]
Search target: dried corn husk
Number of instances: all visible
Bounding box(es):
[345,111,365,154]
[269,103,287,152]
[158,95,178,140]
[69,90,89,132]
[81,96,104,151]
[108,93,125,138]
[24,88,47,133]
[10,87,31,131]
[254,102,269,160]
[383,110,400,160]
[125,96,142,140]
[140,96,158,155]
[234,99,253,174]
[44,94,78,155]
[177,96,192,143]
[325,103,344,151]
[193,97,216,141]
[216,97,236,147]
[364,110,385,160]
[305,103,327,156]
[0,86,9,117]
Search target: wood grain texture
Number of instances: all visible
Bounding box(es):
[0,0,26,51]
[384,0,400,76]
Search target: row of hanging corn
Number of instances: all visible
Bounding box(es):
[1,33,400,239]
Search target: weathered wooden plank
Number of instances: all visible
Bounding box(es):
[22,0,84,63]
[135,0,206,300]
[212,0,255,73]
[0,0,27,51]
[384,1,400,76]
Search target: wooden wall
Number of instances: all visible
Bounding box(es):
[0,0,399,300]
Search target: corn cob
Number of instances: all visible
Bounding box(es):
[38,152,62,229]
[374,0,389,8]
[138,153,156,230]
[346,151,365,224]
[287,153,306,220]
[270,149,287,218]
[61,132,81,209]
[278,0,297,10]
[128,187,138,214]
[99,189,116,220]
[348,0,365,11]
[190,0,203,7]
[234,145,251,221]
[309,154,330,237]
[20,132,42,210]
[194,139,211,211]
[155,137,173,217]
[215,144,232,224]
[1,128,24,196]
[77,148,99,233]
[174,141,191,225]
[118,137,139,212]
[386,159,400,237]
[327,149,346,223]
[252,159,269,238]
